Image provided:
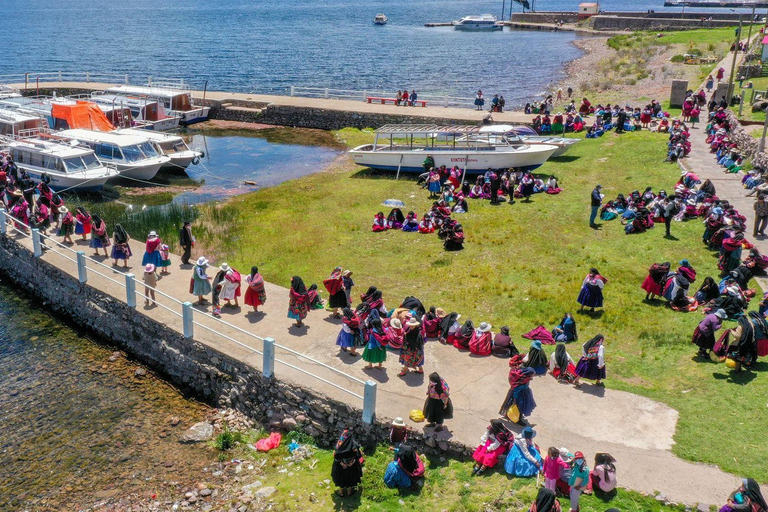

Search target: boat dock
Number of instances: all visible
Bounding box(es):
[424,22,453,27]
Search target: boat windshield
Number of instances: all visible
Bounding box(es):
[81,152,103,169]
[63,156,86,173]
[121,144,146,163]
[159,140,186,154]
[139,141,160,158]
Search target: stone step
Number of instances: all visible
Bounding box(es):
[225,106,263,114]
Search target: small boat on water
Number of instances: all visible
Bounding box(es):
[349,124,558,175]
[374,13,388,25]
[115,128,202,172]
[452,14,503,31]
[58,129,170,182]
[103,85,210,125]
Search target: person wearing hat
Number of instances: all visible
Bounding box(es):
[143,263,159,307]
[385,317,405,351]
[568,451,590,512]
[179,221,194,265]
[389,417,408,446]
[523,340,548,375]
[57,205,75,245]
[399,318,425,376]
[504,426,541,477]
[693,309,727,359]
[469,322,493,356]
[111,223,132,268]
[219,263,242,308]
[191,257,212,305]
[590,184,603,228]
[141,231,163,268]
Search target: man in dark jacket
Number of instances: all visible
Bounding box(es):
[590,184,602,228]
[179,221,193,265]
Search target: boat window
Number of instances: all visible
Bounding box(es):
[63,157,86,173]
[121,144,144,162]
[16,150,25,163]
[95,143,117,160]
[138,141,159,158]
[159,141,178,154]
[29,153,43,167]
[43,155,57,170]
[81,152,101,170]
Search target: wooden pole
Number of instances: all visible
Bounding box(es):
[727,14,744,103]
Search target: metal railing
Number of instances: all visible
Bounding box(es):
[0,71,187,91]
[289,85,477,109]
[0,208,376,424]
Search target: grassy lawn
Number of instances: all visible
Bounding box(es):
[608,25,761,51]
[186,128,767,483]
[215,430,687,512]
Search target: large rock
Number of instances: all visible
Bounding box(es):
[179,421,214,443]
[752,99,768,113]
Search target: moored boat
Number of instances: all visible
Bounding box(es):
[476,125,581,157]
[115,128,202,171]
[103,84,210,125]
[88,93,181,131]
[452,14,502,31]
[349,124,558,174]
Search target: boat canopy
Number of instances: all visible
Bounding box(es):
[375,124,488,136]
[50,102,114,132]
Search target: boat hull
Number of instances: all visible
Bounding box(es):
[349,145,558,174]
[17,165,114,192]
[453,24,503,30]
[161,151,201,172]
[143,117,182,131]
[178,107,211,125]
[113,158,168,181]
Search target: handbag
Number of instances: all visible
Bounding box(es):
[506,404,520,423]
[189,277,195,294]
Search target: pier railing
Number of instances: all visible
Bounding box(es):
[289,85,477,109]
[0,209,376,424]
[0,72,188,91]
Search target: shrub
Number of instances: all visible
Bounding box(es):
[670,55,685,63]
[213,422,245,451]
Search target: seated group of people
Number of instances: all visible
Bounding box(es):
[600,185,684,235]
[531,113,585,134]
[664,118,692,162]
[707,108,745,174]
[371,206,465,251]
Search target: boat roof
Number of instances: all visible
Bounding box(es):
[478,125,515,133]
[91,93,160,106]
[375,124,491,136]
[105,85,190,98]
[115,128,183,142]
[8,138,96,158]
[0,108,43,124]
[60,129,149,146]
[459,14,497,20]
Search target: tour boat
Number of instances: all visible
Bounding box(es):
[88,93,181,131]
[349,124,558,175]
[0,131,118,192]
[475,125,581,157]
[0,95,133,131]
[115,128,202,171]
[374,13,388,25]
[452,14,503,31]
[0,108,47,137]
[0,85,21,100]
[103,85,210,125]
[58,129,170,181]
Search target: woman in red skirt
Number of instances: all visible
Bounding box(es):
[642,261,670,301]
[244,266,266,313]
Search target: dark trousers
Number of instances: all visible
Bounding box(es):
[181,244,191,264]
[665,217,672,236]
[754,215,768,236]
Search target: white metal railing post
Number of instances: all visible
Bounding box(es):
[290,85,295,96]
[0,208,6,236]
[124,74,129,84]
[58,71,62,81]
[86,71,90,83]
[31,229,42,257]
[444,95,449,108]
[148,76,152,86]
[182,302,194,338]
[325,88,329,99]
[363,90,367,101]
[362,380,377,424]
[125,273,136,308]
[263,337,275,377]
[76,251,87,283]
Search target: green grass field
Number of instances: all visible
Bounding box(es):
[217,430,687,512]
[188,128,767,484]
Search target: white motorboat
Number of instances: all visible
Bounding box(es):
[115,128,202,171]
[476,125,581,157]
[103,84,210,125]
[0,95,133,131]
[349,124,558,175]
[58,129,170,181]
[0,108,47,137]
[0,132,118,192]
[88,93,181,131]
[452,14,503,31]
[0,85,21,100]
[374,13,388,25]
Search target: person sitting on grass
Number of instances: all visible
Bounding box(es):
[384,444,425,489]
[528,487,561,512]
[372,211,388,232]
[504,426,541,477]
[387,208,404,229]
[549,343,580,387]
[471,419,512,476]
[402,211,419,232]
[720,478,767,512]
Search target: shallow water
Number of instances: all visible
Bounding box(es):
[0,282,213,510]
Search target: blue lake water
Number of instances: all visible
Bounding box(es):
[1,0,751,105]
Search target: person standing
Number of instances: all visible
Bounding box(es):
[330,429,364,497]
[575,334,606,386]
[398,318,425,376]
[474,90,484,111]
[567,86,573,98]
[288,276,309,328]
[244,266,266,313]
[143,263,159,306]
[192,257,212,305]
[89,214,110,257]
[754,194,768,237]
[58,206,75,245]
[498,95,505,113]
[498,355,536,426]
[342,270,354,307]
[423,372,452,431]
[692,308,726,359]
[662,196,679,238]
[577,268,606,312]
[142,231,163,268]
[111,223,132,267]
[568,452,590,512]
[589,184,602,227]
[179,221,193,265]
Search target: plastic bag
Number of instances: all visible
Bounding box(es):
[506,404,520,423]
[409,410,424,422]
[254,432,282,452]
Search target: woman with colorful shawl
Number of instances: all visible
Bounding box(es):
[421,306,440,338]
[549,343,580,386]
[336,307,360,356]
[469,322,493,356]
[528,487,561,512]
[438,312,460,345]
[692,309,726,359]
[721,478,767,512]
[492,326,518,358]
[552,313,577,343]
[385,318,405,351]
[372,211,388,232]
[726,311,768,370]
[504,426,542,477]
[74,206,91,240]
[191,257,212,304]
[244,266,266,312]
[719,233,744,273]
[306,284,324,309]
[423,372,452,431]
[399,318,425,376]
[472,419,512,475]
[577,268,606,312]
[668,260,697,310]
[89,214,110,257]
[58,206,75,244]
[499,355,536,425]
[142,231,163,267]
[110,223,132,267]
[387,208,404,229]
[362,315,387,369]
[324,266,347,315]
[523,340,548,375]
[288,276,309,327]
[695,276,720,304]
[453,319,474,350]
[575,334,606,386]
[384,443,425,489]
[331,429,364,497]
[642,261,670,301]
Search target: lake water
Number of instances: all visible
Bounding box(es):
[1,0,749,105]
[0,282,213,510]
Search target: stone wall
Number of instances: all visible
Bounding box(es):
[590,15,739,31]
[0,236,472,458]
[511,12,580,24]
[724,110,768,170]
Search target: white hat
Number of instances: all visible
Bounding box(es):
[478,322,492,333]
[392,417,406,427]
[59,206,69,214]
[714,309,727,319]
[196,256,208,266]
[390,318,402,329]
[148,230,157,237]
[406,318,420,327]
[220,263,230,272]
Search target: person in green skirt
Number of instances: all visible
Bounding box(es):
[363,316,388,369]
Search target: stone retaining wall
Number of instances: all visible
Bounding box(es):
[510,11,741,30]
[725,110,768,170]
[0,236,472,458]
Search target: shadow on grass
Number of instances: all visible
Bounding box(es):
[576,309,604,320]
[713,361,768,384]
[550,155,580,163]
[331,490,362,510]
[350,168,420,182]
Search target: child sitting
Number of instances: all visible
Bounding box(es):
[402,211,419,232]
[372,212,388,232]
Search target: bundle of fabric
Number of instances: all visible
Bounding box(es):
[521,326,556,345]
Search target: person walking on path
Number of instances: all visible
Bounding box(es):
[423,372,452,432]
[89,214,110,257]
[191,256,212,305]
[754,194,768,237]
[179,221,194,265]
[143,263,159,306]
[142,231,163,268]
[244,266,266,313]
[288,276,310,328]
[589,184,602,228]
[111,223,132,267]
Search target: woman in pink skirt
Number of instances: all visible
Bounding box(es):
[471,420,512,475]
